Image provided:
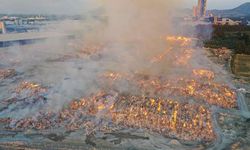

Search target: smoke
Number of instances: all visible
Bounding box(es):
[55,0,185,112]
[101,0,181,41]
[86,0,186,75]
[0,0,197,116]
[1,3,246,149]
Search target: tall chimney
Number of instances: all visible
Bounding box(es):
[197,0,207,17]
[0,21,6,34]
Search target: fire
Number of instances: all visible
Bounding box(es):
[0,69,16,80]
[175,49,193,66]
[97,104,106,111]
[102,71,237,109]
[193,69,215,80]
[15,82,47,96]
[103,72,122,81]
[0,35,239,145]
[110,95,215,142]
[150,48,172,63]
[150,98,156,106]
[8,93,216,142]
[166,36,192,46]
[187,85,195,95]
[0,81,48,116]
[157,101,161,112]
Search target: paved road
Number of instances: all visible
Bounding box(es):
[0,32,73,42]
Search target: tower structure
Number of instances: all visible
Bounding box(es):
[0,21,6,34]
[193,6,198,18]
[197,0,207,17]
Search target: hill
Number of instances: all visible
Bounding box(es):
[209,2,250,17]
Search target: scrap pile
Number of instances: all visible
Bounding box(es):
[0,36,239,145]
[0,69,16,80]
[48,44,104,62]
[102,71,237,109]
[211,47,231,60]
[8,92,215,142]
[0,82,48,115]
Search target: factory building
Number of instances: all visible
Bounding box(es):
[193,6,198,18]
[0,21,6,34]
[198,0,207,17]
[213,17,242,25]
[193,0,207,18]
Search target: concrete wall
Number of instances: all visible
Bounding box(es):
[232,54,250,77]
[0,21,5,34]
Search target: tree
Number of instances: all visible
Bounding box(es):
[213,26,225,38]
[236,41,247,54]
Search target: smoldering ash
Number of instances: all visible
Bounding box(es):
[0,0,238,144]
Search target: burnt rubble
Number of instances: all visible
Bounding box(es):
[0,69,16,80]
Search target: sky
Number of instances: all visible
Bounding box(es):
[0,0,249,14]
[0,0,97,14]
[186,0,249,9]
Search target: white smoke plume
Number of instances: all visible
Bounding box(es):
[101,0,181,41]
[0,0,195,116]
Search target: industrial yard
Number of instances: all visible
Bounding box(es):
[0,0,250,150]
[0,32,250,149]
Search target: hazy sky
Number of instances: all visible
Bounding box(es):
[186,0,249,9]
[0,0,97,14]
[0,0,249,14]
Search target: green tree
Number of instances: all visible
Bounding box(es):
[236,41,247,54]
[213,27,225,38]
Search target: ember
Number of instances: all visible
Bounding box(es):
[174,49,193,66]
[0,69,16,80]
[101,72,237,108]
[151,48,172,63]
[0,35,240,147]
[192,69,215,80]
[15,81,48,97]
[166,36,192,46]
[0,82,48,115]
[110,96,215,142]
[9,93,215,142]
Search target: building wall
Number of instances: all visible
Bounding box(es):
[193,6,198,17]
[197,0,201,17]
[0,21,6,34]
[214,17,241,25]
[0,21,3,33]
[200,0,207,17]
[197,0,207,17]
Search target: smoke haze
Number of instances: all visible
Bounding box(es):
[0,0,97,14]
[1,0,203,115]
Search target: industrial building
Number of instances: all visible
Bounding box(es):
[0,16,46,34]
[0,21,6,34]
[213,17,242,25]
[193,0,207,18]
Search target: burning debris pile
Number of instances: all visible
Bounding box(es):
[101,70,237,109]
[0,69,16,80]
[8,92,215,142]
[149,36,194,66]
[0,0,247,147]
[48,44,104,62]
[192,69,215,80]
[110,96,215,142]
[0,35,239,146]
[3,68,236,143]
[209,47,231,60]
[0,82,48,116]
[166,36,192,47]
